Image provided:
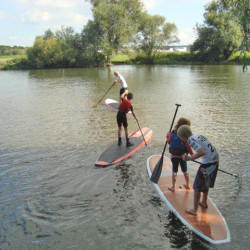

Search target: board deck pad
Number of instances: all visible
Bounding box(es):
[147,155,230,245]
[95,127,152,167]
[104,98,131,113]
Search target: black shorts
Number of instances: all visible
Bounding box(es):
[193,162,219,193]
[120,87,128,96]
[117,112,128,128]
[171,157,187,173]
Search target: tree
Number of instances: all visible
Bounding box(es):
[220,0,249,70]
[88,0,145,63]
[135,14,179,61]
[191,0,242,62]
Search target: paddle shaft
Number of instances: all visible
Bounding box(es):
[192,160,238,178]
[135,119,147,146]
[95,83,114,106]
[150,104,181,183]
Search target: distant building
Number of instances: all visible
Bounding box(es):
[162,45,191,52]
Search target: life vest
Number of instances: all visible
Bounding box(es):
[169,130,188,155]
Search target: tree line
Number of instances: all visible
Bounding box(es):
[0,45,27,56]
[7,0,250,69]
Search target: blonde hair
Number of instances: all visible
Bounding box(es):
[174,117,191,131]
[114,70,119,76]
[177,125,192,139]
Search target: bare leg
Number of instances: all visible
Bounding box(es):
[118,126,122,138]
[169,173,177,191]
[124,127,129,139]
[199,191,208,208]
[186,190,200,215]
[183,172,190,189]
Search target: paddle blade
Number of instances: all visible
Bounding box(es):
[92,104,98,108]
[150,157,163,184]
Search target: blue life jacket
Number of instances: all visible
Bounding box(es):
[169,130,188,155]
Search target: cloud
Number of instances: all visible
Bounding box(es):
[69,13,88,24]
[141,0,156,10]
[35,0,75,8]
[0,11,6,20]
[177,29,197,45]
[21,9,51,23]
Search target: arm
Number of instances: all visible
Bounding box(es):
[182,148,205,161]
[166,132,171,144]
[185,141,193,155]
[130,106,138,121]
[112,80,117,86]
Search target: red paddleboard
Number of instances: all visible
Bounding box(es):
[147,155,230,245]
[95,127,152,167]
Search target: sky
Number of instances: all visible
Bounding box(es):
[0,0,212,47]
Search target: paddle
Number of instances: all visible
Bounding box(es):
[135,119,147,146]
[92,83,114,108]
[150,104,181,183]
[192,160,238,178]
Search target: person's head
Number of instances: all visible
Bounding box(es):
[175,118,191,131]
[127,93,133,100]
[177,125,192,142]
[114,71,119,77]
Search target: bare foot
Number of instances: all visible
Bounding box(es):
[168,187,175,192]
[199,202,208,208]
[185,209,197,215]
[183,184,190,190]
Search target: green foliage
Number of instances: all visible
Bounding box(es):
[0,45,27,56]
[89,0,144,62]
[192,0,243,62]
[26,27,106,69]
[135,13,179,62]
[220,0,249,53]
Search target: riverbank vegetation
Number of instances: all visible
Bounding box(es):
[1,0,249,70]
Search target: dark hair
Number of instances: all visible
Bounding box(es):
[174,118,191,131]
[127,93,133,100]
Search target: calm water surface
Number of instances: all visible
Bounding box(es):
[0,65,249,249]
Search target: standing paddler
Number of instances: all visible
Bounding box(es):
[112,71,128,102]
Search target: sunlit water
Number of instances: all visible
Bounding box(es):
[0,65,249,249]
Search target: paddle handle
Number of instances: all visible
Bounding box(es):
[136,119,147,146]
[191,160,238,178]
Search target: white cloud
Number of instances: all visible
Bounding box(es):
[69,13,88,24]
[35,0,75,8]
[177,29,197,45]
[141,0,156,10]
[21,9,51,23]
[0,11,6,20]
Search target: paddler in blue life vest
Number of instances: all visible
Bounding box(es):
[113,70,128,102]
[117,92,138,147]
[167,118,193,191]
[177,125,219,216]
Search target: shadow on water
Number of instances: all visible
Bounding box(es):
[162,212,215,249]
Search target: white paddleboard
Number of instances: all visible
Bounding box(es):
[105,98,131,113]
[147,155,230,245]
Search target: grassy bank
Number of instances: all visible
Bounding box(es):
[111,51,250,65]
[1,51,249,70]
[0,54,28,70]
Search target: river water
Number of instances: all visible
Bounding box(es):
[0,65,249,249]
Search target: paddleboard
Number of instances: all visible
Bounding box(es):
[104,98,131,113]
[95,127,152,167]
[147,155,230,245]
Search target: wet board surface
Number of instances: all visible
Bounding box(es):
[95,127,152,167]
[104,98,131,113]
[146,155,230,245]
